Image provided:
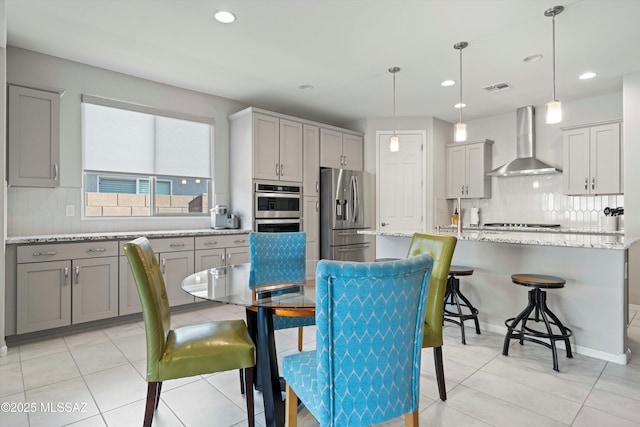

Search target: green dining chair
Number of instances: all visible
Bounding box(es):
[406,232,457,401]
[123,237,256,427]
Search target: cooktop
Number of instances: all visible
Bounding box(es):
[483,223,561,228]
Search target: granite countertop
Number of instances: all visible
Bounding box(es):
[5,229,251,245]
[360,228,631,250]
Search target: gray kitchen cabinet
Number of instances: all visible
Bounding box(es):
[16,241,119,334]
[119,237,195,312]
[71,256,119,324]
[303,196,320,279]
[252,113,303,182]
[320,128,364,171]
[446,139,493,199]
[303,124,320,197]
[303,125,321,278]
[563,121,622,195]
[195,235,249,271]
[8,85,61,187]
[17,260,70,334]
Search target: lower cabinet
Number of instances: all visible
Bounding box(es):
[14,233,250,334]
[303,196,320,279]
[195,235,250,270]
[119,237,195,313]
[16,242,119,334]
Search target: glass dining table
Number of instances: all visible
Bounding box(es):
[181,263,315,427]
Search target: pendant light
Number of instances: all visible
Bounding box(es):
[545,5,564,124]
[454,41,468,142]
[389,66,400,152]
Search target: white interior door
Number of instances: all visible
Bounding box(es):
[377,132,424,231]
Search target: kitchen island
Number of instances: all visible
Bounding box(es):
[362,228,636,364]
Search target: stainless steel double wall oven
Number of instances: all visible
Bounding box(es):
[253,181,302,233]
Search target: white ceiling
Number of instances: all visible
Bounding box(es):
[5,0,640,126]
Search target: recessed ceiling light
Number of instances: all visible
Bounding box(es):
[214,10,236,23]
[298,84,314,91]
[454,103,466,108]
[579,72,597,80]
[441,80,456,87]
[523,54,543,63]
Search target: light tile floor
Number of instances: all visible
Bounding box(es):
[1,304,640,427]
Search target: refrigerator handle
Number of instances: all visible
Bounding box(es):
[351,175,359,223]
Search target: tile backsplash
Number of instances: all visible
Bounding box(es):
[441,174,624,230]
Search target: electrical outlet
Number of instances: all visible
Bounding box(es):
[65,205,75,217]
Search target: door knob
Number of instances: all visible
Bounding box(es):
[381,222,389,226]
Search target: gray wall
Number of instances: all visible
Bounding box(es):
[623,72,640,305]
[1,0,7,353]
[6,47,247,235]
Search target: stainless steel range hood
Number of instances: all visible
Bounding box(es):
[487,105,562,177]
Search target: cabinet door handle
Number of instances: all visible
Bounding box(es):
[88,248,106,253]
[461,185,465,195]
[161,258,166,274]
[220,254,225,266]
[227,253,231,264]
[169,243,185,248]
[204,241,218,246]
[32,251,57,256]
[53,163,59,181]
[316,201,319,212]
[74,265,80,284]
[585,177,588,190]
[592,177,595,190]
[280,163,284,176]
[465,185,469,195]
[276,163,280,176]
[63,267,69,283]
[315,181,319,193]
[233,239,246,244]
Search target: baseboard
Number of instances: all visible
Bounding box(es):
[630,303,640,312]
[0,345,7,357]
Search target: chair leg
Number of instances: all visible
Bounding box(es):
[285,383,298,427]
[243,367,255,427]
[239,369,245,395]
[433,347,446,401]
[405,410,419,427]
[297,327,303,352]
[144,382,160,427]
[155,382,162,409]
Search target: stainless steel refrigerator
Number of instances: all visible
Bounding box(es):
[320,168,374,262]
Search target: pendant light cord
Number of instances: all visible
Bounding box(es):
[552,12,556,102]
[389,67,400,136]
[459,46,463,124]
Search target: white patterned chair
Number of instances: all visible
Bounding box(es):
[282,254,434,427]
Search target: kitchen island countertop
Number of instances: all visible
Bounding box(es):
[359,228,632,250]
[5,229,251,245]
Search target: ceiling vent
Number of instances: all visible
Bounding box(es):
[483,82,513,93]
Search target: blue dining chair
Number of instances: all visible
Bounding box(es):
[283,254,434,427]
[248,231,316,351]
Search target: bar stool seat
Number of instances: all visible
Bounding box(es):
[502,274,573,372]
[443,265,480,344]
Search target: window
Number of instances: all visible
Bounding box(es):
[82,95,212,217]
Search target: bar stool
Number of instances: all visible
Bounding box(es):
[443,265,480,344]
[502,274,573,372]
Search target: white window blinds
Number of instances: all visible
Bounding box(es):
[82,96,212,178]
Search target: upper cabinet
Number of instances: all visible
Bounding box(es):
[253,113,303,182]
[320,128,364,171]
[562,121,622,195]
[446,139,493,199]
[8,85,62,187]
